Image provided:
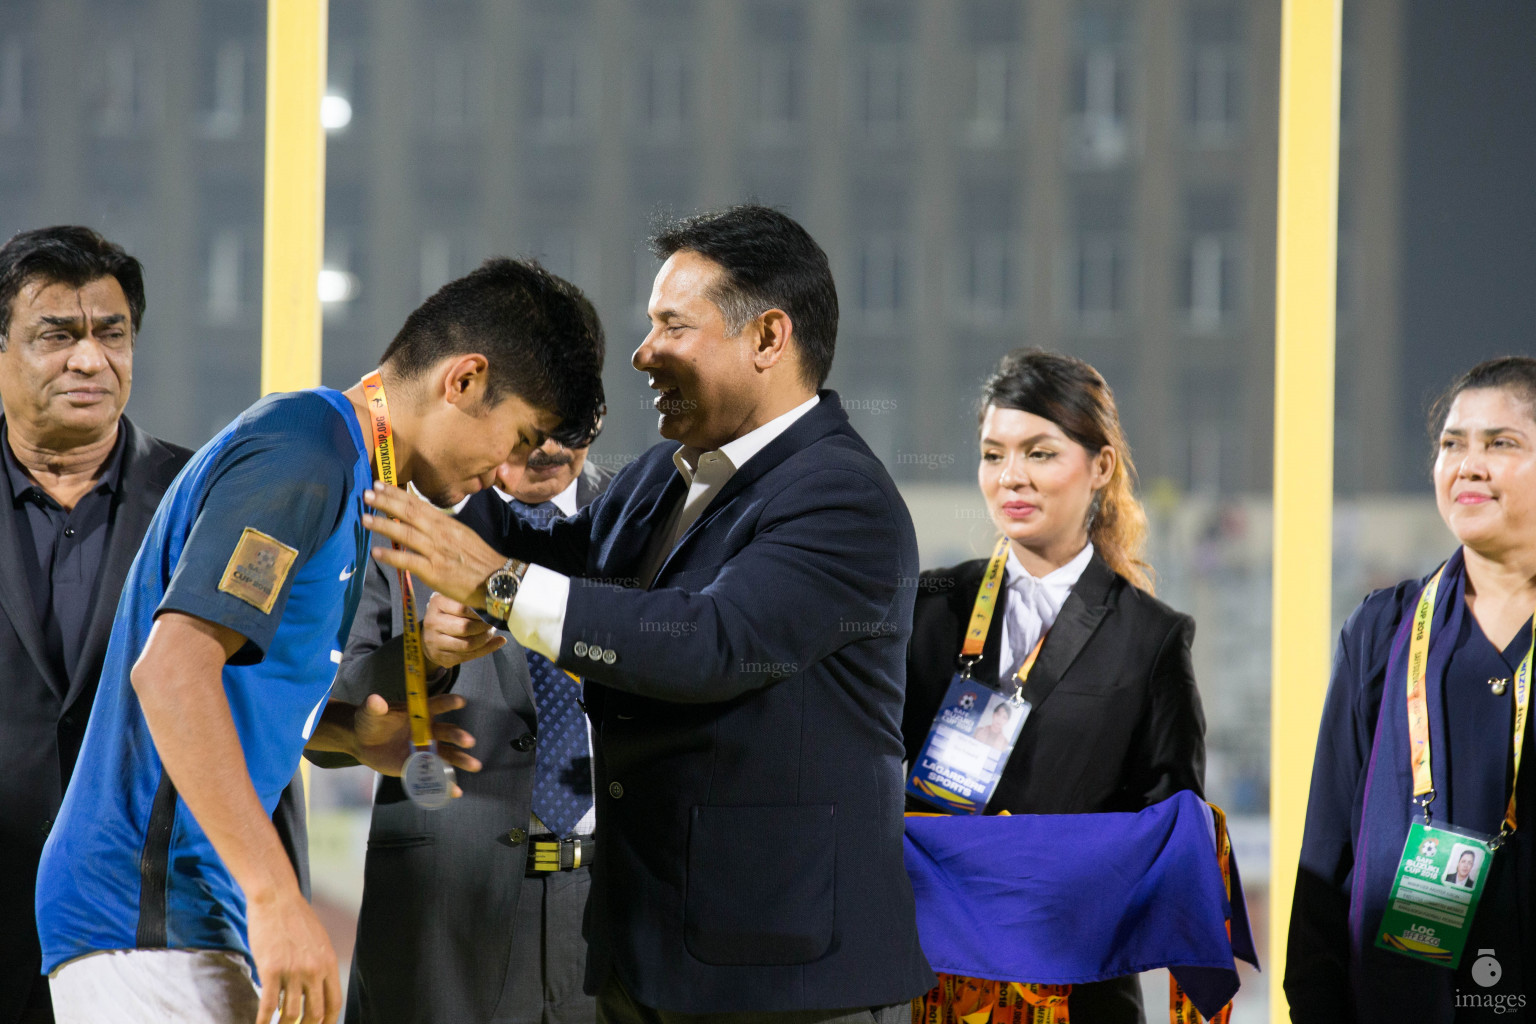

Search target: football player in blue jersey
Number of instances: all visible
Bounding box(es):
[35,258,605,1024]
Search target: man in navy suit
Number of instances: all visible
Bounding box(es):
[363,204,935,1023]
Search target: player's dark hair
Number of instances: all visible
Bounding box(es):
[380,257,605,448]
[0,226,147,347]
[649,204,838,389]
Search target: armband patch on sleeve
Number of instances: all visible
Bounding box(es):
[218,527,299,614]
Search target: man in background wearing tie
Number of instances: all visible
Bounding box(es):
[322,328,611,1024]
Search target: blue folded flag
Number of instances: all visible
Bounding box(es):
[903,790,1259,1019]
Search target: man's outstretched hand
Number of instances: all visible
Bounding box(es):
[362,483,504,608]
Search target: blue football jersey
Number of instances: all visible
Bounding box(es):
[36,388,372,971]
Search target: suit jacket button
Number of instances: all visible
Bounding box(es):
[573,641,590,658]
[588,645,605,661]
[505,828,527,845]
[608,781,624,799]
[513,734,536,752]
[602,649,617,665]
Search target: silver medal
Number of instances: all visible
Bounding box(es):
[403,749,455,810]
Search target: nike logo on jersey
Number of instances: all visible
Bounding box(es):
[339,565,355,581]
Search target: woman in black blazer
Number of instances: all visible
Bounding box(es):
[903,348,1207,1024]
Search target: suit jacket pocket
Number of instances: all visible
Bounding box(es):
[684,803,835,966]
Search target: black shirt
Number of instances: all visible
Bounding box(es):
[1,423,125,682]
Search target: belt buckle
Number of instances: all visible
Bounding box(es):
[530,836,586,872]
[531,838,564,873]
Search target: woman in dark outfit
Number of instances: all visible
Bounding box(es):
[904,349,1207,1024]
[1287,356,1536,1023]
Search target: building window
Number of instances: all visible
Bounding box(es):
[1182,233,1236,333]
[854,45,908,139]
[200,41,245,139]
[856,233,909,321]
[964,47,1019,145]
[956,233,1022,324]
[1069,46,1128,167]
[1069,233,1128,331]
[419,233,453,300]
[205,229,245,326]
[533,229,595,293]
[1189,44,1238,143]
[93,40,158,136]
[639,49,688,136]
[0,37,24,132]
[320,239,359,321]
[746,46,799,141]
[426,46,482,132]
[530,45,588,138]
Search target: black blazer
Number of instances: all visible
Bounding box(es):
[324,461,610,1024]
[903,553,1207,1024]
[904,553,1206,815]
[461,391,936,1014]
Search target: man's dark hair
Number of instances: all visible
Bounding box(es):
[380,257,605,448]
[649,203,838,389]
[0,226,147,347]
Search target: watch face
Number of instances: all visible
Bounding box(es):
[489,572,517,602]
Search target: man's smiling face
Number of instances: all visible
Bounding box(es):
[632,250,763,450]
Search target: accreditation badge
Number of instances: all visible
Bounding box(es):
[1375,821,1493,968]
[906,673,1029,814]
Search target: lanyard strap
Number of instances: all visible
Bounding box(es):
[362,371,435,753]
[960,536,1046,697]
[961,537,1011,661]
[1406,562,1533,838]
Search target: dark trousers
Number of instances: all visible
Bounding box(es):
[19,971,53,1024]
[496,867,596,1024]
[596,973,909,1024]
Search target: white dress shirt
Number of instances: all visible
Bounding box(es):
[508,395,820,660]
[997,541,1095,685]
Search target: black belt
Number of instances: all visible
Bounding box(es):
[525,834,596,876]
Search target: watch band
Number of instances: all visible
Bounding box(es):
[485,557,528,623]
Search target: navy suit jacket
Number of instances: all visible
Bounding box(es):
[461,391,936,1013]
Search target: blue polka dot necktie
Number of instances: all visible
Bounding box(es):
[509,496,593,837]
[527,651,593,837]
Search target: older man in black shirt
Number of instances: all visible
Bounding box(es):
[0,227,303,1024]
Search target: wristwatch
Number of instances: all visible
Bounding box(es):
[484,557,529,624]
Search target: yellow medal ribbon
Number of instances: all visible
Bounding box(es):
[1405,559,1532,839]
[361,371,435,753]
[959,536,1046,698]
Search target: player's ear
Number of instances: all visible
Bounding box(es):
[439,354,491,408]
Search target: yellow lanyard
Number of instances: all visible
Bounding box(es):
[960,536,1046,698]
[1405,562,1533,841]
[361,371,434,752]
